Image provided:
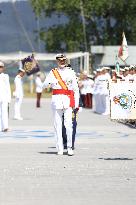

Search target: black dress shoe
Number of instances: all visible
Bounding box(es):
[64,145,67,149]
[72,147,75,150]
[3,128,8,132]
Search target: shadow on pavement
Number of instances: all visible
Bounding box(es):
[38,151,68,155]
[98,157,134,160]
[38,151,57,155]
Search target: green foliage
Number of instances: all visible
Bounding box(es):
[31,0,136,52]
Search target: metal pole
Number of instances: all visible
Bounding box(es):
[80,0,88,52]
[84,53,86,72]
[86,52,89,74]
[36,17,41,52]
[80,56,83,71]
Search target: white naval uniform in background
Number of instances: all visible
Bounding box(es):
[100,73,111,115]
[14,75,24,119]
[0,73,11,131]
[85,78,94,95]
[43,67,79,152]
[93,75,101,113]
[124,74,134,81]
[93,73,110,114]
[80,80,87,96]
[35,76,43,93]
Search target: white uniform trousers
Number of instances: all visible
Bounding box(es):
[93,94,99,113]
[94,94,104,114]
[100,94,106,114]
[0,102,9,131]
[103,95,110,115]
[14,97,23,119]
[53,107,73,152]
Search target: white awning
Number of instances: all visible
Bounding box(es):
[0,51,88,61]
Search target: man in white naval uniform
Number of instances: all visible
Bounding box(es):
[35,72,43,108]
[100,67,111,115]
[0,61,11,132]
[13,68,25,120]
[93,68,102,113]
[125,65,135,82]
[43,54,79,156]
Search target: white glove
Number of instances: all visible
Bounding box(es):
[78,107,82,112]
[13,91,16,97]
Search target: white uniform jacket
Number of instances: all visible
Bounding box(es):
[124,74,134,81]
[93,76,101,95]
[14,75,24,99]
[80,79,94,95]
[0,73,11,103]
[43,67,79,109]
[85,79,94,94]
[80,80,87,95]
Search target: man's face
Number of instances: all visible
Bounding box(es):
[106,69,110,73]
[19,71,25,77]
[57,59,66,68]
[129,69,134,75]
[102,69,106,74]
[119,71,123,75]
[0,66,4,73]
[124,70,129,76]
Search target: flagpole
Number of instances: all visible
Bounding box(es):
[123,60,127,66]
[115,54,120,74]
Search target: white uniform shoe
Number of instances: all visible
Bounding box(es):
[14,117,23,120]
[67,148,74,156]
[57,150,63,155]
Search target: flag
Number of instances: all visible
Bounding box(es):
[21,54,40,76]
[118,32,128,62]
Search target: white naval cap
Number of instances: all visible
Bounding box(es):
[124,66,129,71]
[87,74,94,78]
[19,68,25,73]
[112,69,117,73]
[129,65,135,69]
[96,68,102,72]
[93,70,97,75]
[36,71,42,76]
[120,68,125,72]
[0,61,4,67]
[56,53,67,60]
[101,66,111,71]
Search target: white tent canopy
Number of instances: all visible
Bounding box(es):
[0,51,90,73]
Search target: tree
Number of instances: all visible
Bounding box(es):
[31,0,136,52]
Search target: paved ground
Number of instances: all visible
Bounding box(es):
[0,98,136,205]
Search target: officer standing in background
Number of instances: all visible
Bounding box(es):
[43,54,79,156]
[13,67,25,120]
[93,68,102,113]
[0,61,11,132]
[35,72,43,108]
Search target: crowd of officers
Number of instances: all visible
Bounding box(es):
[79,67,111,115]
[79,65,136,116]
